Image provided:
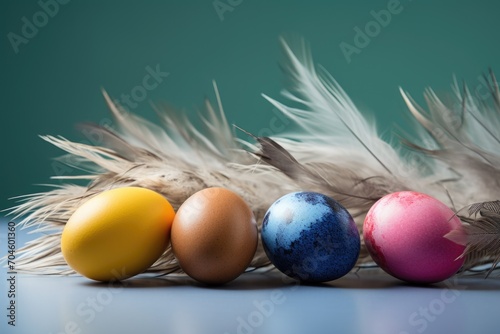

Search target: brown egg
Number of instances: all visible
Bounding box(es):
[171,187,258,284]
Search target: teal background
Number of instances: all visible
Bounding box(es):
[1,0,499,211]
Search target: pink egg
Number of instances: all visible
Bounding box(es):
[363,191,465,283]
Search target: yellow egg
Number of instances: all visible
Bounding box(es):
[61,187,174,281]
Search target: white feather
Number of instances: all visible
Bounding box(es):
[261,38,453,207]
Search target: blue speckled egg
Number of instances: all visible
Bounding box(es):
[261,192,360,282]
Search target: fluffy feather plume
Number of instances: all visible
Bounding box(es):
[253,39,500,268]
[399,70,500,207]
[253,39,466,261]
[6,39,500,276]
[8,82,297,275]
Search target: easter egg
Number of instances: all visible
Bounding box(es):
[61,187,175,281]
[363,191,465,283]
[261,191,360,282]
[171,187,258,285]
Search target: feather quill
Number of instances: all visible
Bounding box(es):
[445,201,500,275]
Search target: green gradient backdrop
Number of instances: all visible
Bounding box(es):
[1,0,499,211]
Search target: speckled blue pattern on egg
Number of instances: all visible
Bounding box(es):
[261,192,360,282]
